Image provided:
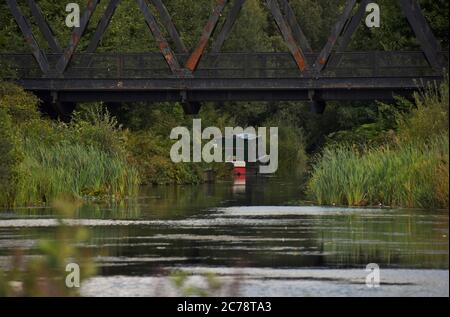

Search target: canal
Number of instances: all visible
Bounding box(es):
[0,176,448,296]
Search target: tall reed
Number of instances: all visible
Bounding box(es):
[14,139,140,206]
[308,134,449,209]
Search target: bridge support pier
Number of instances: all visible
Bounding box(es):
[180,91,201,115]
[308,90,326,114]
[53,101,76,121]
[310,100,327,114]
[49,92,76,121]
[181,101,202,115]
[33,91,75,120]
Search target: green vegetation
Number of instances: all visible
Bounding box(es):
[0,82,139,207]
[118,104,206,185]
[18,140,139,204]
[0,1,448,298]
[0,107,23,206]
[126,131,204,185]
[1,0,447,53]
[308,80,449,208]
[0,1,448,208]
[0,200,96,296]
[170,270,226,297]
[309,135,448,208]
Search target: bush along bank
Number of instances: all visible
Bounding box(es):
[308,79,449,209]
[0,81,139,207]
[308,135,448,208]
[0,82,230,207]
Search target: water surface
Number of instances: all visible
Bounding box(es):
[0,177,448,296]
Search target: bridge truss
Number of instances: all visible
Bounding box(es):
[1,0,448,114]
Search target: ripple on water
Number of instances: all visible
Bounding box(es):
[0,206,398,228]
[0,204,448,297]
[213,206,388,216]
[80,268,449,297]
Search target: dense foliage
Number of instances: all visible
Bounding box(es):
[0,0,448,299]
[308,80,449,208]
[0,200,96,296]
[0,1,448,207]
[0,82,139,206]
[0,0,447,52]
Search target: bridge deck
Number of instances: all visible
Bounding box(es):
[1,51,447,102]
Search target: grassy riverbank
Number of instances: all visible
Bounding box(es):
[0,80,305,206]
[308,80,449,209]
[1,0,448,209]
[308,135,448,208]
[0,82,139,207]
[2,77,448,209]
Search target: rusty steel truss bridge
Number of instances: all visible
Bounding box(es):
[1,0,448,114]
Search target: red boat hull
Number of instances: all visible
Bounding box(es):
[234,167,246,175]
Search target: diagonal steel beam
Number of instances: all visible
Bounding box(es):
[399,0,444,71]
[314,0,357,73]
[185,0,228,72]
[278,0,312,53]
[328,0,370,68]
[136,0,185,76]
[337,0,370,52]
[150,0,188,53]
[266,0,308,72]
[55,0,99,74]
[6,0,50,73]
[211,0,246,53]
[86,0,122,53]
[27,0,62,53]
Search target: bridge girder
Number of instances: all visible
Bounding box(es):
[3,0,448,115]
[6,0,445,74]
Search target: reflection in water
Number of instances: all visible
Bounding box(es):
[233,175,246,194]
[0,176,448,296]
